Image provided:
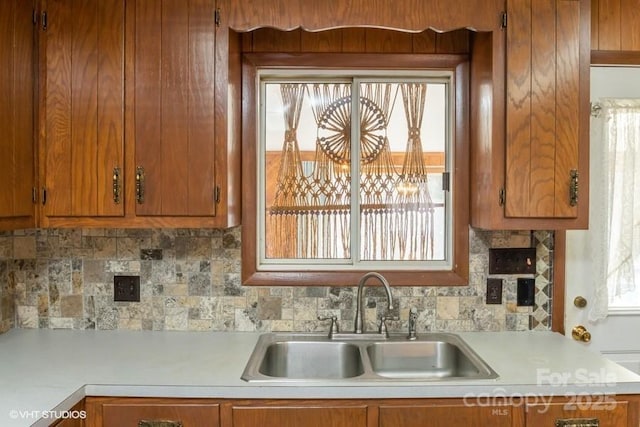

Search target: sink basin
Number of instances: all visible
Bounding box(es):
[259,341,364,379]
[241,332,497,382]
[366,341,488,379]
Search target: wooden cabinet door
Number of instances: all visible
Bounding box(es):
[228,402,368,427]
[505,0,588,221]
[379,404,513,427]
[86,397,219,427]
[134,0,217,217]
[526,401,628,426]
[41,0,124,219]
[0,0,36,230]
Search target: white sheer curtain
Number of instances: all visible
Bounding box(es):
[589,99,640,321]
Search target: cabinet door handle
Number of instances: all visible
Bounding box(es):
[138,421,183,427]
[555,418,599,427]
[112,167,121,204]
[569,169,579,206]
[136,166,145,204]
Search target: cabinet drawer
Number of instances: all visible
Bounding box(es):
[526,401,628,427]
[87,398,219,427]
[379,404,512,427]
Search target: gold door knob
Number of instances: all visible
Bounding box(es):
[572,325,591,343]
[574,296,588,308]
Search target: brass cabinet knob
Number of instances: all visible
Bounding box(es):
[572,325,591,343]
[573,296,587,308]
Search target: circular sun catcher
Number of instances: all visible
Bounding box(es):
[316,96,387,165]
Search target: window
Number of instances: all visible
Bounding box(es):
[242,54,469,286]
[591,99,640,312]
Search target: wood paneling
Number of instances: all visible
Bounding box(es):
[244,28,470,54]
[505,0,533,218]
[0,0,35,228]
[591,0,640,53]
[226,0,503,33]
[97,0,125,216]
[555,0,581,218]
[42,0,124,219]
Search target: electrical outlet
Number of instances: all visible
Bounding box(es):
[517,278,535,306]
[486,278,503,304]
[489,248,536,275]
[114,275,140,302]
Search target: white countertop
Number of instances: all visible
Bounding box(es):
[0,329,639,427]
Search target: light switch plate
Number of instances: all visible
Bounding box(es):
[489,248,536,275]
[517,278,535,306]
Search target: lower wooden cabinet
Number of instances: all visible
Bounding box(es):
[227,400,367,427]
[85,398,219,427]
[83,395,640,427]
[379,404,513,427]
[49,418,84,427]
[526,400,629,427]
[48,400,85,427]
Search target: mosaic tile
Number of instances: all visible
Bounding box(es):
[13,236,36,259]
[0,228,555,334]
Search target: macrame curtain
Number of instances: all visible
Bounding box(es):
[269,84,308,258]
[589,99,640,321]
[268,82,437,261]
[396,83,435,260]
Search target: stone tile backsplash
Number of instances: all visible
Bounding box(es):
[0,228,554,334]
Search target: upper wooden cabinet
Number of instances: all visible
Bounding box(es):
[470,0,590,230]
[591,0,640,51]
[0,0,37,231]
[40,0,125,223]
[128,0,241,227]
[36,0,241,228]
[134,0,217,218]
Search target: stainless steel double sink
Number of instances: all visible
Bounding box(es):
[241,332,498,382]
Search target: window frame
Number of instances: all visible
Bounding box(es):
[242,53,470,286]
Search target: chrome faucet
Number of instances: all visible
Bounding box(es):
[354,272,393,334]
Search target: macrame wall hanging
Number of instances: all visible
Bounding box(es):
[268,82,436,261]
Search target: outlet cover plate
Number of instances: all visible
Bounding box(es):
[517,278,535,306]
[489,247,536,275]
[486,278,503,304]
[114,275,140,302]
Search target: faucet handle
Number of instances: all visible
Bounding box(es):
[378,315,399,338]
[317,315,339,338]
[407,307,418,340]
